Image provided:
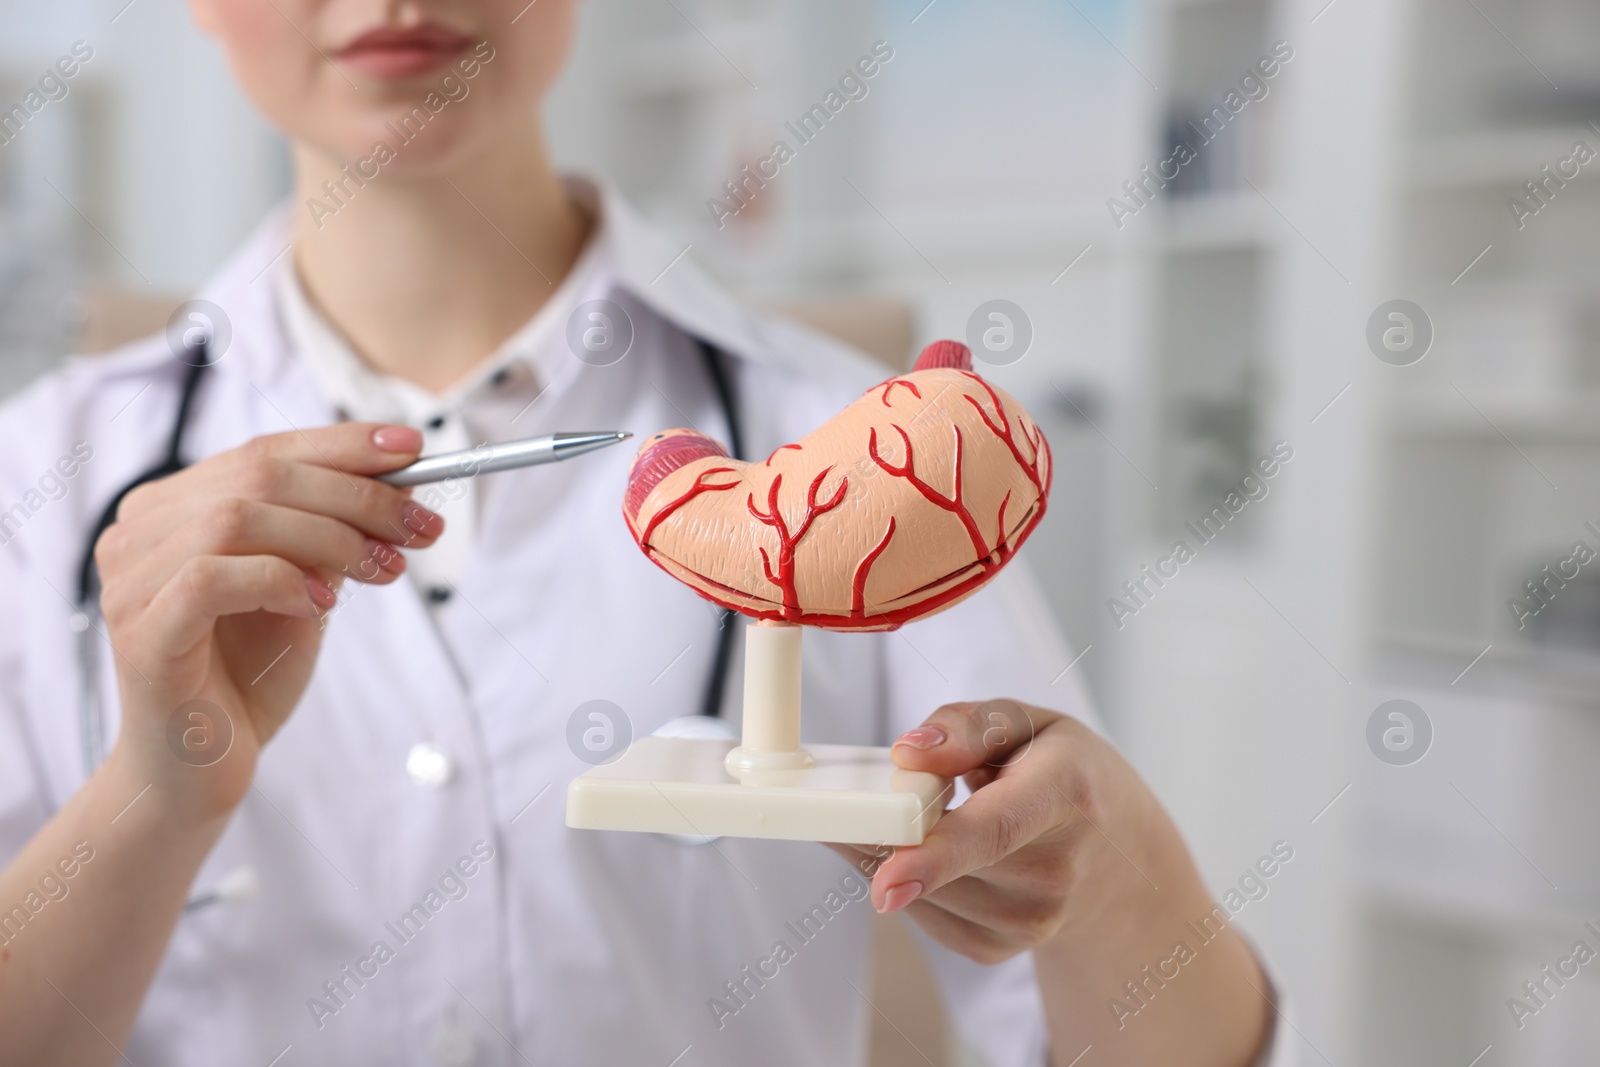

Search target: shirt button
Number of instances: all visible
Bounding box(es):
[406,742,456,788]
[427,586,453,605]
[489,367,512,388]
[430,1021,479,1067]
[426,414,447,430]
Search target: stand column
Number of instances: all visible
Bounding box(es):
[725,620,815,774]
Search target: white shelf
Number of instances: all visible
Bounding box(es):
[1152,189,1280,251]
[699,199,1114,278]
[1376,637,1600,710]
[613,21,770,97]
[1361,880,1595,944]
[1385,396,1600,443]
[1405,124,1600,191]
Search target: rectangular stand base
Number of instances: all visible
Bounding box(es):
[566,737,950,845]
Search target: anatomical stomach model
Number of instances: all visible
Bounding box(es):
[625,339,1051,630]
[566,340,1053,844]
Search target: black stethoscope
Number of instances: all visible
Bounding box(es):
[71,331,746,781]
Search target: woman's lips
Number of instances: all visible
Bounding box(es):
[336,24,475,80]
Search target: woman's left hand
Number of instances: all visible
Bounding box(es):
[829,700,1272,1066]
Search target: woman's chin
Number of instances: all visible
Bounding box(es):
[310,116,495,180]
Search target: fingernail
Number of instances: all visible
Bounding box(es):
[373,425,422,453]
[894,726,947,750]
[366,539,405,573]
[306,576,338,610]
[879,881,923,913]
[401,500,444,537]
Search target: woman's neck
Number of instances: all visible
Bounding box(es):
[290,123,590,394]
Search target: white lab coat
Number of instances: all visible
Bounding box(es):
[0,183,1292,1066]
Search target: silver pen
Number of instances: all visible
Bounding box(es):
[379,432,632,487]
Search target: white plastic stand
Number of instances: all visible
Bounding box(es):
[566,621,950,845]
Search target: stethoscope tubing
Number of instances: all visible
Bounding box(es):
[72,332,746,786]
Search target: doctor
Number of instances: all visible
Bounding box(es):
[0,2,1288,1065]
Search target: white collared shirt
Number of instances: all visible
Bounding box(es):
[274,215,612,600]
[0,180,1291,1067]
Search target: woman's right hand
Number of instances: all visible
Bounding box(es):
[91,423,443,820]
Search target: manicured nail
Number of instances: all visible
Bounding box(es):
[401,500,444,537]
[366,539,405,573]
[879,881,923,913]
[372,425,422,453]
[894,725,947,750]
[306,577,338,610]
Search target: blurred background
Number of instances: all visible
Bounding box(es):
[4,0,1600,1063]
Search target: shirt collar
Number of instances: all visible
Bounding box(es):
[197,175,832,402]
[590,179,802,375]
[274,189,613,423]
